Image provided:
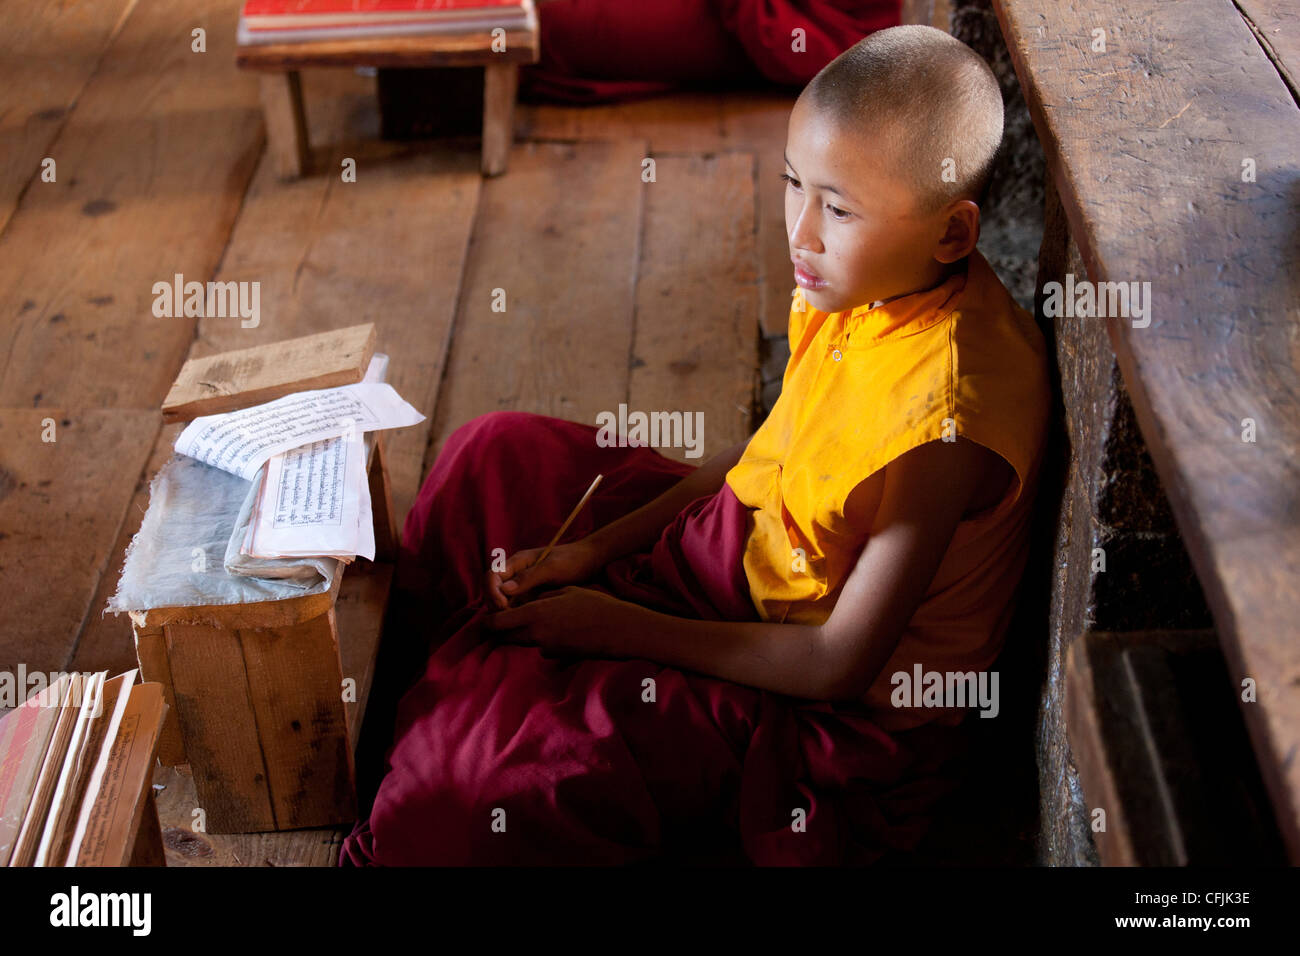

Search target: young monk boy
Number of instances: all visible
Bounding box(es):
[341,24,1050,866]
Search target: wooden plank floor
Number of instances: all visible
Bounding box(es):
[0,1,794,866]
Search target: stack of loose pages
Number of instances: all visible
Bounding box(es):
[173,353,422,567]
[0,671,166,866]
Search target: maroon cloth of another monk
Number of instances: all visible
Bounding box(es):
[339,411,966,865]
[518,0,902,103]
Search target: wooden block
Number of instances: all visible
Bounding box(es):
[259,71,310,180]
[481,61,518,176]
[162,322,375,422]
[143,569,391,832]
[146,560,396,856]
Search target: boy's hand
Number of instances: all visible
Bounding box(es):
[484,586,637,658]
[485,539,606,610]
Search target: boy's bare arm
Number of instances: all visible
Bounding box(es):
[608,437,997,700]
[817,436,1003,697]
[584,434,752,562]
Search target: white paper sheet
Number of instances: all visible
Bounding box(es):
[175,381,423,481]
[233,355,390,564]
[244,433,374,561]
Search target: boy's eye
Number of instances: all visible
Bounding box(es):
[783,171,849,219]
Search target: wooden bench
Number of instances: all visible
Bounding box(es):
[236,21,540,178]
[128,324,398,842]
[994,0,1300,863]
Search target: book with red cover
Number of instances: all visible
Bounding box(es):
[238,0,533,45]
[245,0,521,12]
[243,0,526,28]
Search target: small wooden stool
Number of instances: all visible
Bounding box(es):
[236,22,540,178]
[129,324,399,833]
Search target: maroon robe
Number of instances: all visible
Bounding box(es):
[340,411,966,865]
[518,0,902,103]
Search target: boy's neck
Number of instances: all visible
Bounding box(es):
[867,254,971,311]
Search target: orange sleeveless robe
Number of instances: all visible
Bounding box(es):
[725,250,1051,731]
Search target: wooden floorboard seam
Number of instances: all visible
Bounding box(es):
[0,0,143,238]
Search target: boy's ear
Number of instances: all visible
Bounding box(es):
[934,199,981,264]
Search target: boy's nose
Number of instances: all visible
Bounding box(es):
[788,201,822,253]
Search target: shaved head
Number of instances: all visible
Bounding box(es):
[803,25,1004,216]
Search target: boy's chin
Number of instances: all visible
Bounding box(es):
[801,288,852,314]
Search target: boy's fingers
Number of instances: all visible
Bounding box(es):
[504,550,538,576]
[485,571,510,608]
[500,552,538,591]
[485,602,532,629]
[505,562,549,595]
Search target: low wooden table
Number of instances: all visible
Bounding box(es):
[236,22,540,178]
[130,324,399,835]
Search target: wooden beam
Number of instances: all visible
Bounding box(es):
[995,0,1300,861]
[162,322,375,423]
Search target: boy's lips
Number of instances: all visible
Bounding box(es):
[793,260,828,291]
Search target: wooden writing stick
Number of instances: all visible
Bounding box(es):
[531,474,603,570]
[500,474,604,609]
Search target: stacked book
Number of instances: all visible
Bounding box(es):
[238,0,535,46]
[1,671,166,866]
